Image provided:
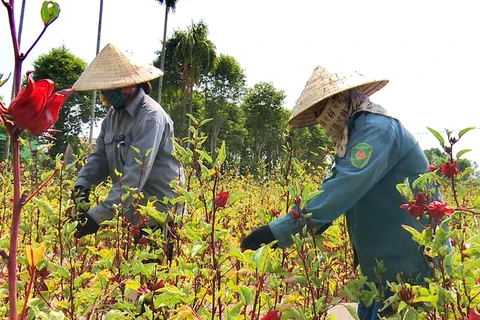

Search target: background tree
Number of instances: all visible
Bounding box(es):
[170,20,217,138]
[31,45,106,158]
[152,29,184,135]
[202,54,246,155]
[292,125,332,167]
[154,0,179,104]
[242,82,289,171]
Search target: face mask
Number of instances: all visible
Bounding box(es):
[100,88,127,110]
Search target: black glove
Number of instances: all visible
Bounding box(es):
[74,212,100,238]
[73,186,90,203]
[241,225,277,250]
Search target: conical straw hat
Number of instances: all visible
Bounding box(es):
[289,66,389,128]
[73,44,163,91]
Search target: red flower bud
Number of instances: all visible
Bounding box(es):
[139,215,148,226]
[270,209,280,218]
[151,280,165,291]
[427,164,437,172]
[441,162,459,178]
[6,72,73,136]
[289,208,301,221]
[427,201,454,221]
[129,225,141,237]
[213,190,229,208]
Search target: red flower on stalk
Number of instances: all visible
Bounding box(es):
[400,192,427,218]
[4,71,73,136]
[469,308,480,320]
[260,310,281,320]
[213,191,229,208]
[427,201,454,220]
[441,161,459,178]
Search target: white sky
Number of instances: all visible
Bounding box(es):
[1,0,479,163]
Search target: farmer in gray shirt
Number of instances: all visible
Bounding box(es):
[71,44,184,240]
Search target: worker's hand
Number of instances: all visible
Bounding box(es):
[240,225,277,251]
[72,186,90,203]
[74,212,99,238]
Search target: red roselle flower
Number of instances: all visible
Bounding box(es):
[400,192,427,218]
[260,310,281,320]
[469,308,480,320]
[5,71,73,136]
[441,161,459,178]
[213,190,229,208]
[427,201,454,221]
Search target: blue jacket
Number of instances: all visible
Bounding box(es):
[269,112,431,282]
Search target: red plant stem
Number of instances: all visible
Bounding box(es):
[3,0,22,97]
[23,167,59,204]
[8,137,22,320]
[20,261,36,319]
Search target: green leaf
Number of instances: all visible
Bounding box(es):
[345,304,360,320]
[252,245,271,272]
[216,141,226,166]
[279,306,307,320]
[432,226,447,256]
[402,225,428,246]
[404,306,419,320]
[237,285,251,305]
[199,118,213,126]
[427,127,445,148]
[0,72,11,88]
[145,148,154,158]
[456,148,472,159]
[227,190,245,206]
[131,145,140,154]
[284,274,308,286]
[41,1,61,26]
[226,302,243,319]
[458,126,476,138]
[195,149,213,163]
[396,178,413,201]
[186,113,199,125]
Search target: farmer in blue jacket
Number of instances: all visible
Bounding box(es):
[241,65,432,319]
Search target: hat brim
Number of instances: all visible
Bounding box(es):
[72,44,164,91]
[288,79,388,129]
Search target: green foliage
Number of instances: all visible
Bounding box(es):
[0,72,10,88]
[242,82,289,172]
[40,1,60,26]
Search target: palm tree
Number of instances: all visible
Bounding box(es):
[88,0,104,146]
[155,0,179,104]
[172,20,216,139]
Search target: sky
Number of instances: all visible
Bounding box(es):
[1,0,479,163]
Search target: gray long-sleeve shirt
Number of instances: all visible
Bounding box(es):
[75,88,184,226]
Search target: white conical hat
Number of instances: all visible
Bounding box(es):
[73,44,163,91]
[289,65,388,128]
